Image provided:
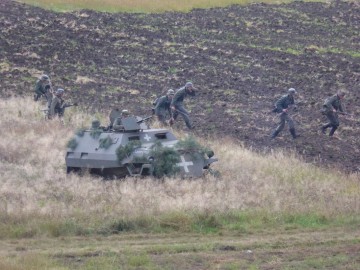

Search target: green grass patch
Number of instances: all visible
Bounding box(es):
[17,0,328,13]
[1,211,359,239]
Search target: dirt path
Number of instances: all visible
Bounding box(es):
[1,227,359,269]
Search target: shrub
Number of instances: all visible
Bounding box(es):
[150,141,180,177]
[67,138,78,150]
[99,135,113,149]
[176,136,213,160]
[116,140,142,163]
[75,128,86,137]
[90,129,102,139]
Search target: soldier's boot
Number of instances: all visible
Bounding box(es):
[290,128,299,139]
[270,130,280,139]
[329,126,337,137]
[321,124,331,135]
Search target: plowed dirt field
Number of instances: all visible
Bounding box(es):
[0,0,359,172]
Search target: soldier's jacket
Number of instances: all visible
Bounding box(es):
[34,80,46,95]
[49,96,65,117]
[155,95,172,117]
[274,94,295,113]
[171,87,195,106]
[323,94,344,113]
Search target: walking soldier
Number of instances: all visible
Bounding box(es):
[171,82,196,129]
[321,91,346,137]
[154,89,175,125]
[48,88,65,119]
[34,74,52,107]
[270,88,299,139]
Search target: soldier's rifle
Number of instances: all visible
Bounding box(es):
[136,115,153,124]
[39,102,78,117]
[62,102,78,109]
[337,112,357,122]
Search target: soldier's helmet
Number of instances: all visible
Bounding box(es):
[337,91,346,98]
[40,74,49,81]
[185,82,194,89]
[56,88,64,95]
[121,109,130,116]
[288,88,297,94]
[167,89,175,96]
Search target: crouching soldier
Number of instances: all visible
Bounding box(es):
[270,88,299,139]
[321,91,346,137]
[48,88,66,119]
[154,89,175,125]
[34,74,52,105]
[171,82,196,129]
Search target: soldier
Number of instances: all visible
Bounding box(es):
[121,109,130,117]
[48,88,65,119]
[270,88,299,139]
[171,82,196,129]
[321,91,346,137]
[112,110,131,131]
[154,89,175,125]
[34,74,52,104]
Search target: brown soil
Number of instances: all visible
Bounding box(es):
[0,0,359,172]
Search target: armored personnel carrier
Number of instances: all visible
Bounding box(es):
[65,111,218,178]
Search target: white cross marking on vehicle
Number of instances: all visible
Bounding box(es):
[144,134,152,142]
[177,155,194,173]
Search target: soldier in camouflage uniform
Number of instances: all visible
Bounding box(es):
[321,91,346,137]
[270,88,299,139]
[48,88,65,119]
[171,82,196,129]
[154,89,175,125]
[34,74,52,107]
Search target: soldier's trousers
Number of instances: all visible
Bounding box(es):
[34,91,52,108]
[173,104,192,129]
[156,114,167,124]
[34,90,44,101]
[322,111,339,136]
[45,92,52,108]
[273,112,295,134]
[323,111,339,128]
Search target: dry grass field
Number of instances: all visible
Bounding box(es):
[0,97,359,268]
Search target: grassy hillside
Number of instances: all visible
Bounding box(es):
[0,97,359,236]
[17,0,327,12]
[0,96,359,268]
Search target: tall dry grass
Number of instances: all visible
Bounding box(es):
[0,97,359,237]
[18,0,325,13]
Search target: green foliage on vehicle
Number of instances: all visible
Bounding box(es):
[75,128,86,137]
[116,140,142,163]
[176,136,213,160]
[67,137,78,150]
[90,129,102,139]
[99,135,113,149]
[150,141,181,178]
